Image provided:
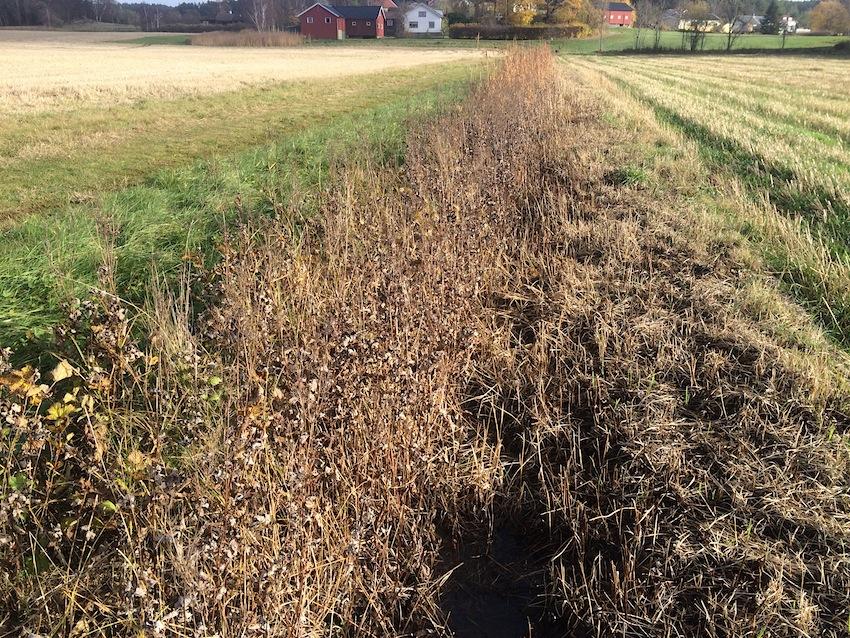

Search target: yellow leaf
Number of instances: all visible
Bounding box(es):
[46,402,77,421]
[52,360,77,383]
[127,449,150,471]
[1,366,36,395]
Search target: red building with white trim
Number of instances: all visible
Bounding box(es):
[298,3,345,39]
[602,1,635,26]
[298,3,385,39]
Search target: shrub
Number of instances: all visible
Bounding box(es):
[445,11,469,24]
[448,23,584,39]
[506,8,536,25]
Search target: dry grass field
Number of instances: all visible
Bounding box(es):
[0,29,487,350]
[0,30,482,114]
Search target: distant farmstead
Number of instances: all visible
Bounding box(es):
[602,2,635,27]
[401,3,443,35]
[298,3,386,39]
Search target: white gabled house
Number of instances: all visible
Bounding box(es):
[402,3,443,35]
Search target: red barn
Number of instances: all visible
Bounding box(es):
[336,5,385,38]
[298,3,345,40]
[602,1,635,26]
[298,3,385,39]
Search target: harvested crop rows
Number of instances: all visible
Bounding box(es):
[581,56,850,228]
[574,54,850,346]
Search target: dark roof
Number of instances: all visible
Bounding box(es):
[297,3,341,17]
[334,5,383,18]
[602,2,635,11]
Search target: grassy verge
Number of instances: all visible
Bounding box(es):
[0,63,481,355]
[120,30,848,54]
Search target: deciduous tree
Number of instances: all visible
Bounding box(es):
[634,0,663,49]
[679,0,712,50]
[810,0,850,32]
[552,0,598,27]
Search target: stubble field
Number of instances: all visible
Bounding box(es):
[573,53,850,347]
[0,30,482,114]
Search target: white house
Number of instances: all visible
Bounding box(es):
[402,3,443,35]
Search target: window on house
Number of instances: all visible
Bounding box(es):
[387,18,394,25]
[324,16,331,22]
[428,20,435,27]
[409,20,418,28]
[306,15,314,22]
[418,10,426,16]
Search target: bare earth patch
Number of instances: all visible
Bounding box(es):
[0,30,484,114]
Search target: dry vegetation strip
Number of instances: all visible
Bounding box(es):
[191,30,305,46]
[3,49,850,637]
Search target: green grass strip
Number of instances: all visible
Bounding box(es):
[0,70,476,358]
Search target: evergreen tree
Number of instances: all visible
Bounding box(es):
[761,0,779,32]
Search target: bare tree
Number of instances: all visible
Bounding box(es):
[634,0,662,49]
[679,0,711,50]
[714,0,743,50]
[246,0,272,30]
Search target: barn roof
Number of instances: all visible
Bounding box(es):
[297,2,341,17]
[603,2,635,11]
[334,5,383,19]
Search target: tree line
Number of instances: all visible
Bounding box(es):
[1,0,847,32]
[0,0,302,30]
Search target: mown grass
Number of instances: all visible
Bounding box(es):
[123,34,191,45]
[0,63,480,356]
[573,54,850,349]
[0,62,478,220]
[596,29,849,53]
[328,30,848,53]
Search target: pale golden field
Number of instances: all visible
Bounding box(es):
[0,30,483,114]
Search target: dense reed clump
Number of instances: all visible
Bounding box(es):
[191,30,305,47]
[2,46,850,637]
